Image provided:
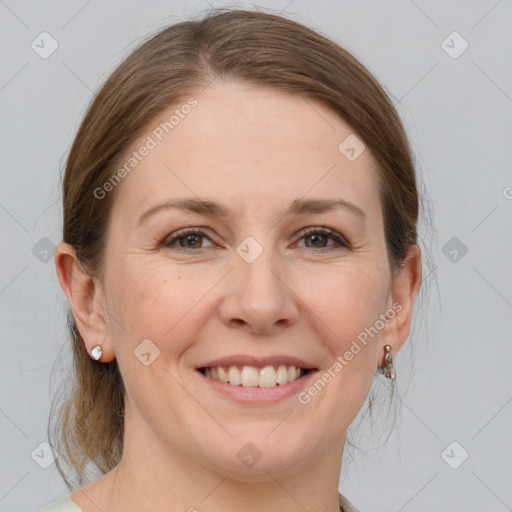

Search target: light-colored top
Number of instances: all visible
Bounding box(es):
[38,495,81,512]
[39,492,360,511]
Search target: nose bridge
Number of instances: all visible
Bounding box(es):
[236,233,284,303]
[221,232,298,333]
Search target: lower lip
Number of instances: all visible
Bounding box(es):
[196,369,318,405]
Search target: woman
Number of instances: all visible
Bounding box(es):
[42,8,422,512]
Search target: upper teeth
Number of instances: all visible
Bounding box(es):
[203,365,304,387]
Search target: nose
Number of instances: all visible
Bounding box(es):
[218,244,300,336]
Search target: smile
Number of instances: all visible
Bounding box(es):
[198,364,311,388]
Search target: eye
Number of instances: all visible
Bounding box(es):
[295,226,349,251]
[161,228,215,251]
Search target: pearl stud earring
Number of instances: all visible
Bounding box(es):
[90,344,103,361]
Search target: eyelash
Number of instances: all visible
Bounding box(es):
[161,226,350,253]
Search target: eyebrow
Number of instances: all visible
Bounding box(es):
[136,197,367,226]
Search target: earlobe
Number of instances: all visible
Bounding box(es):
[380,244,422,364]
[54,242,116,362]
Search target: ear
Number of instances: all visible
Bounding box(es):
[54,242,116,362]
[379,244,422,365]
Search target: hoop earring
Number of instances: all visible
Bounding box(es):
[380,344,396,380]
[90,344,103,361]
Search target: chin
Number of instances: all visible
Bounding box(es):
[198,433,312,481]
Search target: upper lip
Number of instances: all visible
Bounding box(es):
[196,355,318,370]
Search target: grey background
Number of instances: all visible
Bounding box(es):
[1,1,511,511]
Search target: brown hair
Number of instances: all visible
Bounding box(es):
[50,8,423,488]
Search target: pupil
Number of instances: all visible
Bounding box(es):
[309,234,324,247]
[185,234,200,247]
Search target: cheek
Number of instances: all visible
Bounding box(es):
[109,259,202,335]
[299,261,389,352]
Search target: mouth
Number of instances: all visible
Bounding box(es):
[194,355,319,404]
[197,364,314,388]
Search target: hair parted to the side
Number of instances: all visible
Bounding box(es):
[49,8,425,489]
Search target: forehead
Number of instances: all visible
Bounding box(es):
[110,81,381,226]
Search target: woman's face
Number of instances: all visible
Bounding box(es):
[88,81,418,479]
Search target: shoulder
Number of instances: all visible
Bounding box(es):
[338,492,360,512]
[38,495,82,512]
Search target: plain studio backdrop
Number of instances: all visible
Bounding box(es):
[1,1,511,511]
